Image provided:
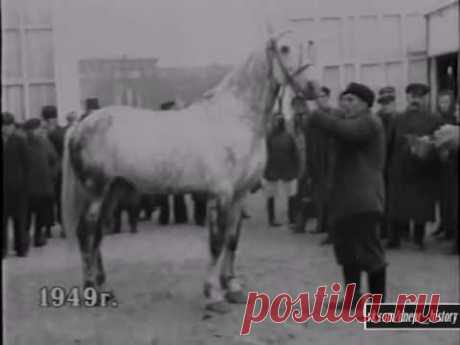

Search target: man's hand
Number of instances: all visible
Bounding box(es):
[433,124,459,151]
[406,135,434,159]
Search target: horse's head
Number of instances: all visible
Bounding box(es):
[266,31,320,100]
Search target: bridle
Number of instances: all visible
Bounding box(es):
[264,33,313,117]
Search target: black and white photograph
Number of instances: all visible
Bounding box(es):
[2,0,459,344]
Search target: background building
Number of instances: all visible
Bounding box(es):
[1,0,458,122]
[426,0,459,107]
[287,0,456,109]
[1,0,56,122]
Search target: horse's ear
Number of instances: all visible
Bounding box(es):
[306,40,317,65]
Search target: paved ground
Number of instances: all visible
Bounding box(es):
[3,192,460,345]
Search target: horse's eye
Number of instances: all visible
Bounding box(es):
[280,45,290,54]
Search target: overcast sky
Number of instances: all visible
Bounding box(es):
[55,0,440,67]
[57,0,289,67]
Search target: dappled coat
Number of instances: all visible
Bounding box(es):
[26,135,59,197]
[387,109,442,223]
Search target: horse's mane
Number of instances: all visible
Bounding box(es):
[200,45,269,102]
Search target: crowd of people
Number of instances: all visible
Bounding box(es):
[2,83,459,305]
[263,81,458,304]
[2,98,210,259]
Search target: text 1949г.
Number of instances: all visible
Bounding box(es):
[39,286,118,308]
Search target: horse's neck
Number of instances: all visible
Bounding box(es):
[212,50,272,137]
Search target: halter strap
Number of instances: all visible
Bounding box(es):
[267,38,313,101]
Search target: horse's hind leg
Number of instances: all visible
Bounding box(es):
[207,199,224,265]
[77,197,104,289]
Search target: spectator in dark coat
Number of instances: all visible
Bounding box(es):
[290,96,310,233]
[386,83,442,250]
[432,90,458,241]
[2,112,30,258]
[192,193,208,226]
[264,112,299,226]
[434,121,459,254]
[376,86,398,240]
[81,98,100,120]
[24,118,59,247]
[306,86,341,242]
[308,82,387,304]
[42,105,66,237]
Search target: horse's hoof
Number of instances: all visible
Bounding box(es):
[225,290,248,304]
[205,301,231,314]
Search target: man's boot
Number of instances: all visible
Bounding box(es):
[368,267,386,303]
[267,197,281,227]
[293,198,308,233]
[414,223,425,250]
[386,221,401,249]
[335,265,362,311]
[288,196,297,226]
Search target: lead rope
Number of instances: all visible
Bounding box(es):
[275,85,286,115]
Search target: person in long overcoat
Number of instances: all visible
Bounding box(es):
[290,95,309,233]
[386,83,442,250]
[305,86,340,242]
[42,105,66,237]
[24,118,59,247]
[2,112,30,258]
[432,90,458,241]
[376,86,398,239]
[434,121,459,254]
[264,112,299,226]
[308,82,387,304]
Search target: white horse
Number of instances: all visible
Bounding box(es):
[61,31,317,312]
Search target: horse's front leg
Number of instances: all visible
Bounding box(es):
[221,201,247,304]
[204,199,233,313]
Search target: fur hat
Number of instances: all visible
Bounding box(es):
[41,105,57,120]
[23,118,42,131]
[342,82,375,108]
[2,112,15,126]
[160,101,176,110]
[85,98,100,111]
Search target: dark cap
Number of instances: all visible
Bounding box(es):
[378,86,395,97]
[85,98,100,111]
[320,86,331,96]
[23,118,42,131]
[41,105,57,120]
[2,112,15,126]
[160,100,176,110]
[405,83,430,96]
[378,86,396,104]
[378,94,395,105]
[342,82,375,108]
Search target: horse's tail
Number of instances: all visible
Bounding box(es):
[61,125,88,249]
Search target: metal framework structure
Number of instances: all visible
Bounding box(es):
[1,0,56,122]
[290,10,430,109]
